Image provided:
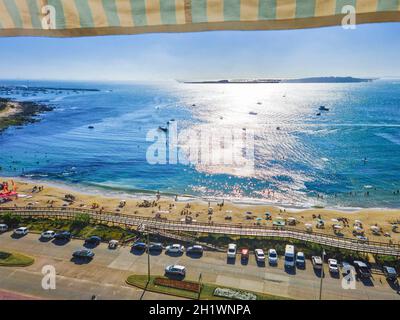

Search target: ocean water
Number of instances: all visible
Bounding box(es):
[0,79,400,209]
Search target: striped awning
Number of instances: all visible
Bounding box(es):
[0,0,399,37]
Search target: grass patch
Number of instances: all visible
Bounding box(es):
[0,250,34,267]
[126,274,289,300]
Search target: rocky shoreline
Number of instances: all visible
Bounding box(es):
[0,98,54,133]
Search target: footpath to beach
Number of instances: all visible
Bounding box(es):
[1,206,399,257]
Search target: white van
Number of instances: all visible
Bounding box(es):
[0,224,8,232]
[284,245,295,268]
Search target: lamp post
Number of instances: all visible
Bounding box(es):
[141,224,151,283]
[197,273,203,300]
[319,249,325,300]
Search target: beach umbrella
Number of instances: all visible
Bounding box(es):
[305,223,313,228]
[288,217,296,221]
[256,217,263,221]
[265,212,271,216]
[354,226,363,232]
[354,220,362,224]
[333,224,343,230]
[276,216,283,220]
[370,226,380,231]
[331,218,339,223]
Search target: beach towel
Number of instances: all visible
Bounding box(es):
[0,0,399,37]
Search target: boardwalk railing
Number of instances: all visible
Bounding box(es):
[1,206,399,256]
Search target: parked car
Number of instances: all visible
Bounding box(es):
[132,242,147,250]
[187,245,203,254]
[353,261,371,278]
[85,235,101,245]
[108,240,119,249]
[255,249,265,262]
[72,249,95,259]
[284,245,295,268]
[54,231,72,240]
[296,252,305,268]
[14,227,29,236]
[241,248,249,260]
[41,230,56,239]
[328,259,339,273]
[383,266,398,281]
[165,265,186,276]
[312,256,323,270]
[227,243,237,259]
[0,224,8,232]
[165,244,184,254]
[268,249,278,265]
[148,242,163,251]
[341,261,354,275]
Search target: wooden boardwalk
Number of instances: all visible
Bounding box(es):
[1,206,399,256]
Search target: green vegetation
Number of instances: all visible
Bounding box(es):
[0,215,136,241]
[0,98,53,132]
[0,212,22,227]
[196,234,370,262]
[126,274,289,300]
[0,250,34,267]
[374,255,400,268]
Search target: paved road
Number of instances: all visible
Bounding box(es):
[0,232,399,300]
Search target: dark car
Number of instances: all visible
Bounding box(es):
[132,242,147,250]
[353,261,371,279]
[85,236,102,245]
[383,266,398,281]
[72,249,94,259]
[148,242,163,251]
[54,231,72,240]
[187,245,204,254]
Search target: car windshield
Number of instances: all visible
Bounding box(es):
[297,255,304,260]
[270,252,277,258]
[285,256,294,262]
[228,249,235,253]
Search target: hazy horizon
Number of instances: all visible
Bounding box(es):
[0,23,399,81]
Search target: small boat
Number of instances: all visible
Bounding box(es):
[319,106,329,111]
[158,126,168,132]
[88,126,94,129]
[249,111,258,115]
[316,112,321,116]
[276,127,281,130]
[257,102,262,105]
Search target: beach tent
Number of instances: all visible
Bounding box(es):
[0,0,399,37]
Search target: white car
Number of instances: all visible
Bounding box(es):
[165,244,185,254]
[312,256,323,269]
[0,224,8,232]
[41,230,56,239]
[14,227,29,235]
[255,249,265,262]
[328,259,339,273]
[268,249,278,265]
[296,252,305,267]
[165,265,186,276]
[227,243,237,259]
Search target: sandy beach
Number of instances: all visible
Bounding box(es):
[1,177,399,245]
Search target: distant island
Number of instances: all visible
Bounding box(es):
[182,77,375,84]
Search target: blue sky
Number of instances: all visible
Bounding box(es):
[0,22,399,81]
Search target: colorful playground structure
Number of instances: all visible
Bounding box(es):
[0,180,18,199]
